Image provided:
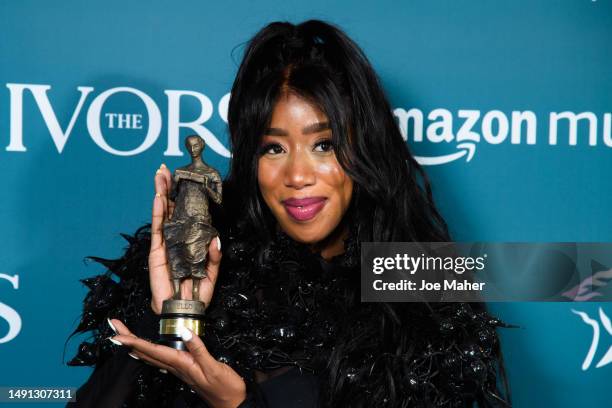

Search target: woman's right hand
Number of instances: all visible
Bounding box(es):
[148,164,221,314]
[140,165,246,407]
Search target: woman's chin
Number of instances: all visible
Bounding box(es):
[280,224,328,245]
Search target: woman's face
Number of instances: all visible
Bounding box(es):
[258,92,353,245]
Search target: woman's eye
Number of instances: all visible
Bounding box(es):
[260,143,284,155]
[313,139,334,152]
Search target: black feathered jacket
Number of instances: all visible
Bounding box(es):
[67,217,511,408]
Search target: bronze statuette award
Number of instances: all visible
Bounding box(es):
[159,135,222,350]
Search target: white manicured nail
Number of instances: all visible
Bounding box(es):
[179,326,193,342]
[107,337,122,346]
[216,236,221,251]
[128,353,140,360]
[107,318,117,334]
[159,368,168,374]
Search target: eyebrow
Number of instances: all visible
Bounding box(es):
[265,121,331,136]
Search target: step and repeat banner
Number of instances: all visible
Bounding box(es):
[1,0,610,406]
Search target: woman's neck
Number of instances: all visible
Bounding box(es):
[310,222,349,261]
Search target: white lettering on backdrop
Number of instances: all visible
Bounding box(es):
[3,83,611,164]
[0,273,21,344]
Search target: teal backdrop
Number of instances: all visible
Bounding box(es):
[0,0,611,406]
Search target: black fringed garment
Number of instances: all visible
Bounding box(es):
[67,222,511,407]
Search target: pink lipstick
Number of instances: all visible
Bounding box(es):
[281,197,327,222]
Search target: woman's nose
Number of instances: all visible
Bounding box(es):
[284,151,316,189]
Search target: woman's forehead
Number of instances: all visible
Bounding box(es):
[270,94,327,123]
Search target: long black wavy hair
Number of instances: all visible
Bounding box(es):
[223,19,511,407]
[225,19,449,244]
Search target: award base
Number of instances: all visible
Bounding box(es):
[159,299,206,351]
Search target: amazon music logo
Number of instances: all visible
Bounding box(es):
[394,108,612,165]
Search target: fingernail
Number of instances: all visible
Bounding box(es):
[160,163,167,169]
[179,326,193,342]
[159,368,168,374]
[107,318,117,334]
[128,353,140,360]
[155,193,161,198]
[156,169,161,175]
[107,337,122,346]
[216,236,221,251]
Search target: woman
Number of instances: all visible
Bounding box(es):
[67,20,511,407]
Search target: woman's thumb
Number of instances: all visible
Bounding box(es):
[179,327,218,372]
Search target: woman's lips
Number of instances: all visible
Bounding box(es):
[281,197,327,222]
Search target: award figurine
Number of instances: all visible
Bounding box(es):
[159,135,222,350]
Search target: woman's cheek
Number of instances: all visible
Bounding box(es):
[258,160,283,205]
[316,160,347,187]
[315,161,340,179]
[323,160,353,206]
